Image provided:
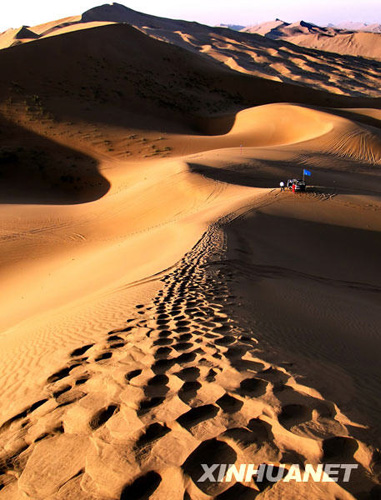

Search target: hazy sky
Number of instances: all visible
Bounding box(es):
[1,0,380,32]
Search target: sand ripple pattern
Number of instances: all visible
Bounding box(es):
[0,225,379,499]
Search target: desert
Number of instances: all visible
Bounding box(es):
[0,3,380,499]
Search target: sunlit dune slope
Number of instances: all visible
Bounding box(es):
[0,96,380,336]
[0,23,379,158]
[0,3,380,97]
[0,20,380,208]
[286,31,381,61]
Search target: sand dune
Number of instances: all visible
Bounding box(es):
[243,19,381,60]
[0,4,380,98]
[286,31,381,61]
[0,7,380,500]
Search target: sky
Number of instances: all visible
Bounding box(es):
[1,0,380,32]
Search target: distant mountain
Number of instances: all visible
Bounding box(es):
[334,22,381,33]
[241,19,381,59]
[243,20,337,38]
[242,19,288,37]
[216,24,246,31]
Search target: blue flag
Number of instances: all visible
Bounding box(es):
[303,169,311,176]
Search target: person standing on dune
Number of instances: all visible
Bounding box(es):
[280,181,285,191]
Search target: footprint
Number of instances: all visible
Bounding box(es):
[246,418,274,443]
[214,336,235,346]
[175,367,200,381]
[153,338,173,346]
[225,345,248,359]
[0,399,48,432]
[154,347,173,359]
[213,325,231,334]
[156,314,170,320]
[144,375,169,398]
[182,438,236,495]
[94,352,112,362]
[156,318,170,325]
[177,333,193,341]
[179,381,202,404]
[216,394,243,414]
[173,342,193,352]
[70,344,94,357]
[175,327,191,333]
[109,342,126,349]
[231,360,264,372]
[206,369,217,382]
[279,404,313,429]
[120,470,162,500]
[158,330,172,338]
[177,404,219,430]
[89,405,119,430]
[222,427,260,446]
[56,389,86,407]
[152,358,175,374]
[176,320,191,327]
[47,364,81,384]
[75,375,90,386]
[52,385,72,398]
[138,397,165,416]
[176,352,196,364]
[322,436,359,461]
[258,367,290,385]
[239,378,268,397]
[107,335,124,342]
[135,423,170,449]
[125,369,142,382]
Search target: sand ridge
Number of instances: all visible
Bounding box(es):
[243,20,381,60]
[0,5,380,98]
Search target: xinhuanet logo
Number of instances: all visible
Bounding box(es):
[197,463,358,483]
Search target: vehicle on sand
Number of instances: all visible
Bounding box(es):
[287,179,306,192]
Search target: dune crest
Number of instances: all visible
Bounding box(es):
[243,19,381,60]
[0,5,380,97]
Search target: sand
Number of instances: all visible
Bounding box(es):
[0,5,380,98]
[0,8,381,500]
[243,20,381,60]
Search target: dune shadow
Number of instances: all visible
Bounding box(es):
[188,155,381,195]
[1,23,379,148]
[0,117,110,204]
[188,162,276,188]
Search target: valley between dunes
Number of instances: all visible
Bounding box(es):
[0,15,380,500]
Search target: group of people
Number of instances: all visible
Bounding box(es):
[280,179,307,193]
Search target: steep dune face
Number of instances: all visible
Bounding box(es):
[0,27,39,50]
[0,117,110,204]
